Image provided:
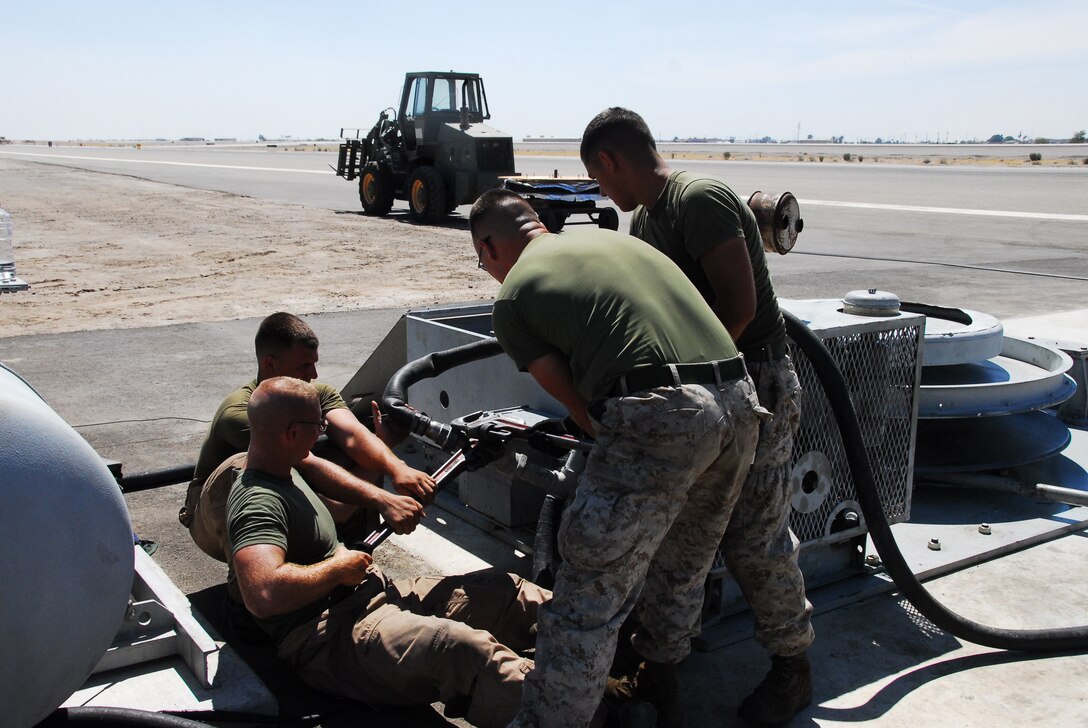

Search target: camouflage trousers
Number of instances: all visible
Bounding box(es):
[722,355,814,656]
[511,377,764,728]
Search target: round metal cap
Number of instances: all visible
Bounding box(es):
[842,288,901,316]
[748,190,803,255]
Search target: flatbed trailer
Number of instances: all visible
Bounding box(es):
[501,176,619,232]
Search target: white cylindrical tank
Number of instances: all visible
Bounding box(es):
[0,363,134,728]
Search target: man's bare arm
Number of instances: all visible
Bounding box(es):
[525,354,595,437]
[296,453,424,534]
[233,542,372,619]
[699,237,757,341]
[324,407,436,503]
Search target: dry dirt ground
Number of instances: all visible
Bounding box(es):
[0,158,496,338]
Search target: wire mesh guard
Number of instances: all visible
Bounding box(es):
[790,325,920,542]
[707,320,922,585]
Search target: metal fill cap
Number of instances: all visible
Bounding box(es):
[842,288,901,316]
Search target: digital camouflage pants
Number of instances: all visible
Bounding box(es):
[722,355,814,656]
[511,378,764,728]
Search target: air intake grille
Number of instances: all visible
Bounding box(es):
[787,324,920,543]
[704,311,922,623]
[475,139,514,172]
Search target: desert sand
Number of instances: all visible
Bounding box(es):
[0,158,496,338]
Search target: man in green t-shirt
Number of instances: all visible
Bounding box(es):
[581,107,814,727]
[181,312,434,566]
[229,376,548,728]
[470,188,764,728]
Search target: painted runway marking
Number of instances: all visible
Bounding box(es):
[0,151,329,175]
[799,198,1088,222]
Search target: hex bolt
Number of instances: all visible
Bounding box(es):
[978,523,992,535]
[865,554,882,567]
[927,538,942,551]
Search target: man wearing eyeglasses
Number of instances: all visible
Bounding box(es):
[471,189,764,728]
[580,108,814,727]
[228,376,548,727]
[181,312,434,574]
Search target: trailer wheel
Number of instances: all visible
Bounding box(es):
[360,162,394,216]
[539,209,566,233]
[407,166,447,223]
[597,206,619,231]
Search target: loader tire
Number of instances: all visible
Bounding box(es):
[407,166,446,223]
[359,162,394,216]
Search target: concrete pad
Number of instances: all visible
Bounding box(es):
[5,306,1087,727]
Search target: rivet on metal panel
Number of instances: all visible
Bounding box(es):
[978,523,992,535]
[928,538,942,551]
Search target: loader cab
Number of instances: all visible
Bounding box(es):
[399,72,491,149]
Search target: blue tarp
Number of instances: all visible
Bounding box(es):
[502,178,602,203]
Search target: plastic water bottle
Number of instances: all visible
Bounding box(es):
[0,207,15,282]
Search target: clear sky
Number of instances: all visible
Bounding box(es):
[4,0,1085,143]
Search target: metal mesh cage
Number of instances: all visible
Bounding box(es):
[705,307,923,616]
[787,323,921,544]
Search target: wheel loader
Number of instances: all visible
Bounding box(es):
[335,71,617,230]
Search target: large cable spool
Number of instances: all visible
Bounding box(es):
[0,363,134,728]
[748,190,803,254]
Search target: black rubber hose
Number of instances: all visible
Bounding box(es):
[36,706,214,727]
[381,336,504,446]
[532,494,562,590]
[782,309,1088,651]
[121,464,195,492]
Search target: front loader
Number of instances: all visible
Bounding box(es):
[335,71,617,231]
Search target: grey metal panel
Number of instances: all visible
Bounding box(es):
[404,306,563,419]
[341,314,407,415]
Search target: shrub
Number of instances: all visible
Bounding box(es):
[843,152,852,162]
[923,159,932,164]
[722,151,731,160]
[818,155,824,162]
[1029,152,1043,162]
[858,155,864,162]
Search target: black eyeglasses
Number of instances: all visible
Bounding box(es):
[476,235,491,270]
[292,419,327,433]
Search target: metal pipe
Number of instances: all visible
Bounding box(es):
[919,472,1088,508]
[120,464,195,492]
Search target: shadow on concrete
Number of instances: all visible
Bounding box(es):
[188,584,460,727]
[809,647,1079,724]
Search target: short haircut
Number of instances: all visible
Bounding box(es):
[254,312,318,358]
[580,107,658,168]
[248,376,319,437]
[469,188,537,239]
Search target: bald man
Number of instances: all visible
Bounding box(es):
[470,188,765,728]
[227,376,549,727]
